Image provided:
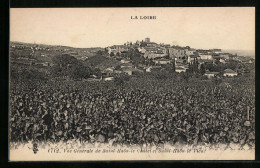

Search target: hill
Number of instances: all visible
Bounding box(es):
[10,41,105,61]
[84,55,121,71]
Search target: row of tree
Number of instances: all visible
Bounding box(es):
[187,59,252,75]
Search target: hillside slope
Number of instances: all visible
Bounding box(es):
[84,55,121,71]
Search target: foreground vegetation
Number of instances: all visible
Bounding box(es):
[9,62,255,147]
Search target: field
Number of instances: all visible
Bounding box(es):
[9,70,255,148]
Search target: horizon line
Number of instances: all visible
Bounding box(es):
[10,40,255,52]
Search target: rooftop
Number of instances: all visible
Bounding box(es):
[224,69,236,73]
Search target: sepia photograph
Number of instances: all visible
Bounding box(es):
[9,7,255,161]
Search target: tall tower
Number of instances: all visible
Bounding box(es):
[145,38,150,43]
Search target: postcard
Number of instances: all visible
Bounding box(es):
[9,7,255,161]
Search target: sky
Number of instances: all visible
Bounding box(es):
[10,7,255,50]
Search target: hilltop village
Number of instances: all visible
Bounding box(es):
[104,38,254,79]
[10,38,254,81]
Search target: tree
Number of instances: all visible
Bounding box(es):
[140,41,146,47]
[52,54,78,67]
[164,55,170,59]
[200,64,206,75]
[215,59,220,65]
[51,54,92,79]
[172,60,176,72]
[194,60,199,71]
[51,54,77,77]
[110,52,115,57]
[69,62,91,80]
[226,60,239,71]
[162,62,175,73]
[188,63,193,73]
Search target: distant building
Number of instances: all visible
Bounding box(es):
[169,48,186,63]
[160,44,170,48]
[153,58,172,65]
[106,45,129,55]
[197,49,211,54]
[104,77,114,81]
[145,38,150,43]
[249,59,254,63]
[175,67,186,73]
[199,54,213,60]
[219,58,226,63]
[42,62,50,67]
[187,55,199,63]
[146,42,158,47]
[185,49,195,56]
[121,67,143,75]
[212,49,222,54]
[102,67,114,77]
[121,63,133,69]
[120,59,131,64]
[138,47,146,54]
[198,59,213,65]
[114,70,123,74]
[122,68,133,75]
[204,72,219,78]
[168,48,175,58]
[145,66,161,72]
[144,50,167,59]
[223,69,238,77]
